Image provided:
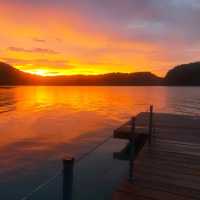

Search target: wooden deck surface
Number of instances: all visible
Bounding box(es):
[113,112,200,200]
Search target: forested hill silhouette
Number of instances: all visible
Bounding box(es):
[1,61,200,85]
[0,62,43,85]
[165,62,200,85]
[0,62,162,85]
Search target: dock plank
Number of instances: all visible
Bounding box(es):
[113,112,200,200]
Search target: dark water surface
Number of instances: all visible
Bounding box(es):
[0,86,200,199]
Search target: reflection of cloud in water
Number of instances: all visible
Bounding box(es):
[0,126,113,179]
[0,108,115,183]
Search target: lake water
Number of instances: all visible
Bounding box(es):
[0,86,200,199]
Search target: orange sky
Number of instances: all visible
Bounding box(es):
[0,1,200,77]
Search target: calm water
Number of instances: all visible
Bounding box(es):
[0,86,200,199]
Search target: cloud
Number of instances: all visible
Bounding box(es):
[56,38,63,43]
[33,38,46,43]
[1,57,74,70]
[7,47,59,54]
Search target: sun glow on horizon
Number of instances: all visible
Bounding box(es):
[15,65,113,76]
[27,69,50,76]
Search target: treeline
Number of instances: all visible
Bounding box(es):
[0,61,200,86]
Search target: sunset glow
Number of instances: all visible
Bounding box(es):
[1,0,200,76]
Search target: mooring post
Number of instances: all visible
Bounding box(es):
[63,157,74,200]
[148,105,153,145]
[129,117,136,182]
[131,117,136,133]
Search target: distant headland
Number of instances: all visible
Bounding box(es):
[0,61,200,86]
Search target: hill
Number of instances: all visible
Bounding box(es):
[0,62,162,85]
[0,62,43,85]
[165,62,200,86]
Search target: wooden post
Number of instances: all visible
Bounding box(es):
[129,117,136,182]
[148,105,153,145]
[131,117,136,133]
[63,157,74,200]
[129,140,135,183]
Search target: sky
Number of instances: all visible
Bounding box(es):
[0,0,200,76]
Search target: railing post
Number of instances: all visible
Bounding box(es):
[129,117,136,182]
[131,117,136,133]
[148,105,153,145]
[63,157,74,200]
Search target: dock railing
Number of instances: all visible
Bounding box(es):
[148,105,154,144]
[20,105,154,200]
[113,105,155,182]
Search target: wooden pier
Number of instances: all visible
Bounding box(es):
[113,111,200,200]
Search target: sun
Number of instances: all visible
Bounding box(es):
[15,66,54,76]
[29,69,49,76]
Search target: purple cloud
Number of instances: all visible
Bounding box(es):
[2,57,74,70]
[7,47,59,54]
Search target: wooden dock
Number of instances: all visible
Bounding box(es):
[113,112,200,200]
